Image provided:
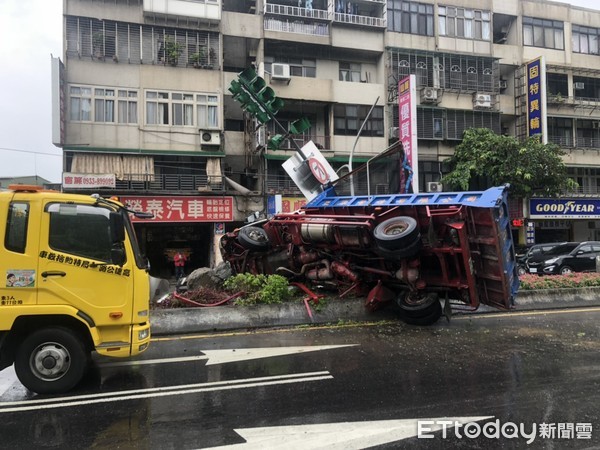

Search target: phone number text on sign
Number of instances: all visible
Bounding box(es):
[121,196,234,222]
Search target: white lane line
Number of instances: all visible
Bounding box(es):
[0,371,332,413]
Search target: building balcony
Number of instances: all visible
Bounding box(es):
[264,17,330,36]
[549,135,600,148]
[143,0,221,23]
[76,173,226,193]
[333,12,385,28]
[265,2,330,21]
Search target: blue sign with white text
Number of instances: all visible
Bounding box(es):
[526,58,543,140]
[530,198,600,219]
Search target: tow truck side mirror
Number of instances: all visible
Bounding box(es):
[109,212,125,243]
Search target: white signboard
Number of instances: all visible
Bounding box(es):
[282,141,339,201]
[62,173,116,189]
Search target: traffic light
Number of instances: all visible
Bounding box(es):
[228,67,285,124]
[267,134,286,150]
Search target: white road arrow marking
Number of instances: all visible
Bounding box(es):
[202,345,357,366]
[206,416,494,449]
[0,366,17,397]
[100,344,358,368]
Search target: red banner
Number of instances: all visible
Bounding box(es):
[121,196,234,223]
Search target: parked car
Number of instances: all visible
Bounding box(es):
[526,242,578,274]
[516,243,563,276]
[540,241,600,275]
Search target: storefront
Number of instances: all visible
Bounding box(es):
[528,198,600,244]
[121,195,234,278]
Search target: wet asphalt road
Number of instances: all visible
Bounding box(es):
[0,307,599,449]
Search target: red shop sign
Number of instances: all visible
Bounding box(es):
[121,196,234,223]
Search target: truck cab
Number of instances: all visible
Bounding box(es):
[0,185,156,394]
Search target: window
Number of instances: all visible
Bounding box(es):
[47,203,114,263]
[265,57,316,78]
[172,93,194,126]
[445,110,501,140]
[196,95,219,128]
[438,6,490,40]
[70,85,138,124]
[146,90,220,127]
[334,105,384,136]
[5,202,29,253]
[146,91,169,125]
[69,86,92,121]
[118,90,138,124]
[94,88,115,123]
[523,17,564,50]
[387,1,434,36]
[573,25,600,55]
[340,62,361,82]
[66,16,220,68]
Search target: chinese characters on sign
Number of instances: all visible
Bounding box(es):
[62,173,116,189]
[121,196,234,222]
[526,57,546,143]
[398,75,419,193]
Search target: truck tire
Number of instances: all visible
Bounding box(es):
[375,237,422,260]
[237,226,270,251]
[373,216,419,251]
[14,327,89,394]
[396,293,442,326]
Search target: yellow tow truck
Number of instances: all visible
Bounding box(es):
[0,185,166,394]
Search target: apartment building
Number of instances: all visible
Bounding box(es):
[52,0,600,275]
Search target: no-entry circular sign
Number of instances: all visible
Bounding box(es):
[308,157,329,184]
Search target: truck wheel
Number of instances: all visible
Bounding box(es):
[373,216,419,251]
[237,226,270,251]
[517,265,527,276]
[14,327,89,394]
[396,293,442,326]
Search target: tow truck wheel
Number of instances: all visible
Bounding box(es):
[373,216,419,251]
[396,293,442,326]
[237,226,270,251]
[14,327,88,394]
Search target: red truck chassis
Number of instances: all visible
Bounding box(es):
[221,185,519,325]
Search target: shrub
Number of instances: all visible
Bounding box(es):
[519,273,600,290]
[224,273,291,305]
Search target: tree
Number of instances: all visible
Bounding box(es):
[442,128,577,198]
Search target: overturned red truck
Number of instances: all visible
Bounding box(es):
[220,142,519,325]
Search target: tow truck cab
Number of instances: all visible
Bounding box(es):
[0,185,154,394]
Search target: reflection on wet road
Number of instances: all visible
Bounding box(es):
[1,307,599,448]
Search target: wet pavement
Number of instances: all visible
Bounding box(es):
[1,307,599,448]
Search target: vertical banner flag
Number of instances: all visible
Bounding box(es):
[526,57,547,144]
[398,75,419,193]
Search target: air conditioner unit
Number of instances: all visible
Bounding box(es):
[200,130,221,146]
[498,80,508,90]
[389,127,399,139]
[473,93,492,109]
[272,63,291,81]
[574,82,585,90]
[421,87,439,103]
[427,182,443,193]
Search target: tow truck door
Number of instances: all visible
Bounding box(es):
[36,200,135,330]
[0,195,40,308]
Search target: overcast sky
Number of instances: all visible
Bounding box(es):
[0,0,598,183]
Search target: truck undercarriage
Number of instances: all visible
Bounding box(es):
[220,144,519,325]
